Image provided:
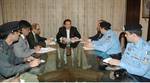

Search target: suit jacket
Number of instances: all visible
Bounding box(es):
[56,26,81,48]
[26,32,46,49]
[13,35,35,58]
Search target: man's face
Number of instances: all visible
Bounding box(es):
[64,21,71,29]
[11,31,20,41]
[125,31,134,42]
[96,20,100,31]
[99,26,105,34]
[33,25,41,35]
[22,28,30,36]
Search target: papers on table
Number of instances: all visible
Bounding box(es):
[71,38,82,43]
[103,58,112,63]
[40,59,45,63]
[83,46,94,50]
[37,47,56,53]
[48,41,56,45]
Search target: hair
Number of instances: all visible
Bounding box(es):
[63,19,72,25]
[125,24,142,37]
[99,21,111,30]
[128,30,142,37]
[19,20,32,29]
[119,32,127,48]
[98,19,106,23]
[31,23,39,30]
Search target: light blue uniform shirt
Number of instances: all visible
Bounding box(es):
[92,30,121,56]
[120,38,150,79]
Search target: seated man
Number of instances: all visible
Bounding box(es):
[56,19,81,66]
[13,20,41,58]
[0,21,40,81]
[84,21,121,70]
[108,24,150,82]
[85,21,121,60]
[27,23,51,49]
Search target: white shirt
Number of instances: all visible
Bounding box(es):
[32,31,38,42]
[21,34,25,39]
[66,29,70,39]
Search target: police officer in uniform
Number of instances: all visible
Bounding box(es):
[85,21,121,59]
[0,21,40,81]
[108,24,150,82]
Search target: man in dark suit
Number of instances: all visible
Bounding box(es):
[26,23,47,49]
[56,19,81,66]
[56,19,81,49]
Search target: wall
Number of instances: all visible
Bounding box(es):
[140,0,149,40]
[0,0,126,37]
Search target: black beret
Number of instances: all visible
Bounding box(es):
[0,20,31,35]
[18,20,31,29]
[124,24,142,32]
[0,21,20,34]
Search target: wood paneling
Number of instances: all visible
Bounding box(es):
[126,0,141,24]
[0,0,126,37]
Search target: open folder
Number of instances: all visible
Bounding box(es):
[37,47,56,53]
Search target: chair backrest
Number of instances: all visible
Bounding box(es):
[119,32,127,53]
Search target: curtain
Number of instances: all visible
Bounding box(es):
[0,0,126,37]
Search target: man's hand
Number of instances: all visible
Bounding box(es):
[84,41,93,48]
[45,38,52,45]
[60,37,68,44]
[25,56,35,62]
[108,59,120,66]
[28,59,40,68]
[71,37,80,43]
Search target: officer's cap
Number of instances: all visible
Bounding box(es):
[0,21,20,34]
[18,20,31,29]
[0,20,31,35]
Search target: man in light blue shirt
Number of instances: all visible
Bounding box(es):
[108,24,150,82]
[86,21,121,60]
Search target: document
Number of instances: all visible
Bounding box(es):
[37,47,56,53]
[103,58,112,63]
